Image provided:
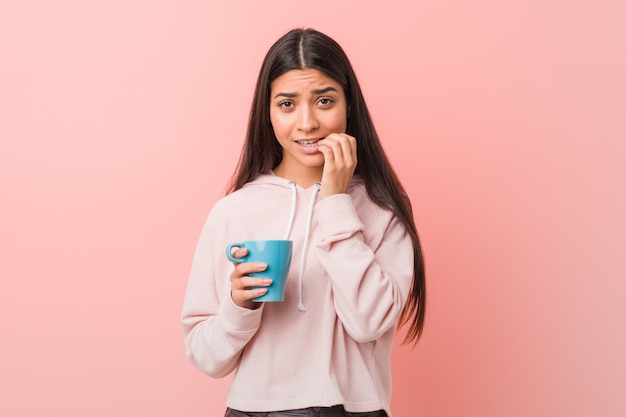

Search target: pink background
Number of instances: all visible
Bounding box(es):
[1,1,624,416]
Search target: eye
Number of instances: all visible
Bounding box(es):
[278,101,294,109]
[317,97,334,106]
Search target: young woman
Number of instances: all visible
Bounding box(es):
[181,28,425,417]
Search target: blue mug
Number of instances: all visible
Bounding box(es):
[226,240,293,302]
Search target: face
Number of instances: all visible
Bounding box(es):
[269,68,348,181]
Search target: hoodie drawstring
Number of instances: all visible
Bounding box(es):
[283,182,297,240]
[283,182,320,312]
[297,183,320,311]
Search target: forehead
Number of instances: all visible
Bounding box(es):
[270,68,343,94]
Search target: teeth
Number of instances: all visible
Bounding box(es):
[297,139,318,146]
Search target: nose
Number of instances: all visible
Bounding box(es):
[297,105,318,133]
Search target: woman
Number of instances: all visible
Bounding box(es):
[181,28,425,417]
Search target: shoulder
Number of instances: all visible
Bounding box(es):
[208,186,256,221]
[208,175,291,220]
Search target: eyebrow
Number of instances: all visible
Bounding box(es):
[312,87,338,95]
[273,86,339,99]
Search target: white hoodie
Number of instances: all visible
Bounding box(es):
[181,172,414,416]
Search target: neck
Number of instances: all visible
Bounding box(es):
[273,164,322,189]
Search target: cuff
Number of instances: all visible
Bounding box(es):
[218,294,264,333]
[315,194,364,245]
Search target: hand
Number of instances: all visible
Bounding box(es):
[229,248,272,309]
[317,133,357,199]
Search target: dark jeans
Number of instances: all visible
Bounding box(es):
[225,405,387,417]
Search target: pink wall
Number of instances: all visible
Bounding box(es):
[1,1,624,416]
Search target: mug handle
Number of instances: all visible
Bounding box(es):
[226,242,247,263]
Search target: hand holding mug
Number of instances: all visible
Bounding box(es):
[226,240,293,309]
[228,247,271,309]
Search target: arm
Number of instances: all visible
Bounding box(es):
[316,133,413,341]
[180,212,265,377]
[314,194,414,343]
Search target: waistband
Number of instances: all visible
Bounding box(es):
[225,405,387,417]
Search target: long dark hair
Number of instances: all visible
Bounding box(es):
[228,28,425,344]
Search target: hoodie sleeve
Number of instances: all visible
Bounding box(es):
[181,210,263,378]
[314,193,414,343]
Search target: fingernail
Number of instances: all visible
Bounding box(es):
[264,279,273,285]
[258,263,267,270]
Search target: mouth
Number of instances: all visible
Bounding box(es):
[295,138,323,148]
